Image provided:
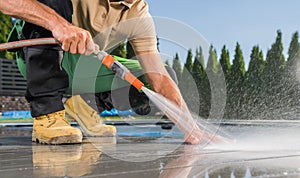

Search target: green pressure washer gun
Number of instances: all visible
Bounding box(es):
[0,38,145,91]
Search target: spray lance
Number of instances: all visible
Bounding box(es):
[0,38,144,91]
[94,50,144,91]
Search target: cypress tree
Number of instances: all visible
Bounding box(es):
[228,43,245,119]
[179,49,193,97]
[172,53,182,81]
[244,46,265,119]
[218,45,231,119]
[207,46,219,119]
[192,47,209,117]
[184,49,193,73]
[247,46,264,76]
[200,46,219,118]
[287,32,300,68]
[194,46,205,66]
[219,45,231,83]
[206,45,218,75]
[192,47,205,79]
[265,31,285,72]
[262,30,286,119]
[179,49,200,113]
[283,32,300,119]
[0,12,14,59]
[231,43,245,76]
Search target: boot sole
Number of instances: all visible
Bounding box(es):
[32,134,82,145]
[65,105,116,137]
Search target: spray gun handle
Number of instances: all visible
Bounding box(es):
[95,51,144,91]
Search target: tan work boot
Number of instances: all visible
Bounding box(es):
[64,95,116,137]
[32,110,83,144]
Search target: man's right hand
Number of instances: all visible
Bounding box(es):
[52,24,98,55]
[0,0,99,55]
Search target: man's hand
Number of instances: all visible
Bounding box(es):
[184,128,229,145]
[52,24,98,55]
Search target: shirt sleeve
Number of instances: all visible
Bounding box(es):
[130,36,157,52]
[127,2,157,52]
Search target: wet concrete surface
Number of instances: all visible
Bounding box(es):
[1,122,300,177]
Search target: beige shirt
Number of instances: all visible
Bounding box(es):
[72,0,157,52]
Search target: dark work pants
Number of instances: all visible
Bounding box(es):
[22,0,73,117]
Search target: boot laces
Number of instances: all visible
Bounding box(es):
[91,111,100,124]
[46,112,69,128]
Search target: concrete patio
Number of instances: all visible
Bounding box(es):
[1,121,300,177]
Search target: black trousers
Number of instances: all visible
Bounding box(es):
[22,0,73,117]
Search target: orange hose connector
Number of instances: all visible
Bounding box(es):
[124,72,144,90]
[102,54,144,90]
[102,55,115,68]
